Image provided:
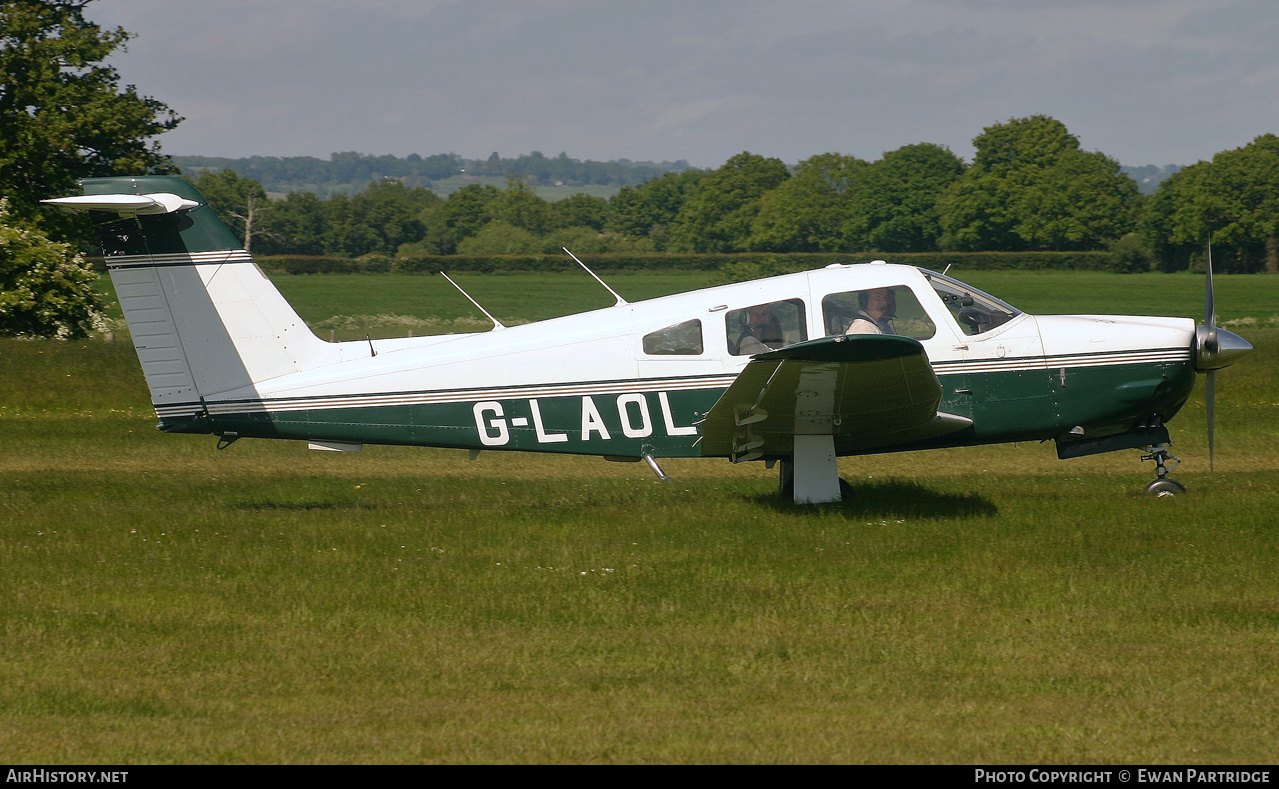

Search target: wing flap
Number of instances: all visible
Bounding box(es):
[700,334,971,460]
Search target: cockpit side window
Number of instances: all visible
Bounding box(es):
[726,298,807,356]
[643,319,704,355]
[924,272,1020,336]
[822,285,935,340]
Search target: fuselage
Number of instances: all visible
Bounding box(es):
[168,263,1199,460]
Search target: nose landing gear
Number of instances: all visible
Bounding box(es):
[1141,444,1186,496]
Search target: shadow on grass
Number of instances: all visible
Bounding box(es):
[750,478,998,519]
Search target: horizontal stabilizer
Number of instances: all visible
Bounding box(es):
[40,192,199,215]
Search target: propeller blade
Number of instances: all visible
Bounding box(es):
[1203,243,1218,356]
[1204,242,1216,328]
[1206,370,1215,473]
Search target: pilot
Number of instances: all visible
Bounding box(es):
[735,303,785,354]
[845,287,897,335]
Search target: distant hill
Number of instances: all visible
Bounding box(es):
[172,151,692,198]
[1121,164,1182,196]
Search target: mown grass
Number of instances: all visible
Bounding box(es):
[5,273,1279,763]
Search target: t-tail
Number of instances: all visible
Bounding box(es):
[43,175,338,432]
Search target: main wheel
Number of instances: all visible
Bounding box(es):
[1145,478,1186,497]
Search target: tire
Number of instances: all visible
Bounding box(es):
[1145,478,1186,497]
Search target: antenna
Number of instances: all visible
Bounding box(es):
[439,272,505,331]
[562,247,627,306]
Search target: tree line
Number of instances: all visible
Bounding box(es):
[175,151,693,197]
[190,116,1279,274]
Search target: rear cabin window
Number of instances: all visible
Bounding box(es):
[822,285,936,340]
[726,299,807,356]
[643,319,704,355]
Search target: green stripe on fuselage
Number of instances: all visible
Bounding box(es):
[164,358,1196,459]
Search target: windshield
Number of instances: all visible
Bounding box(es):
[922,270,1021,336]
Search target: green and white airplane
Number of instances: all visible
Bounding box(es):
[46,175,1251,503]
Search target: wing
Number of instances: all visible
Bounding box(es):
[699,334,972,462]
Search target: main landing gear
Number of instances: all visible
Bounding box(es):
[1141,443,1186,496]
[774,436,853,504]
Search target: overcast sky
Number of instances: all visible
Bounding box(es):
[92,0,1278,169]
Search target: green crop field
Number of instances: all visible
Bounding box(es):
[5,270,1279,763]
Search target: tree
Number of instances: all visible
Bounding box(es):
[490,178,554,235]
[254,192,327,256]
[1143,134,1279,273]
[0,1,182,238]
[188,170,268,252]
[417,183,503,254]
[455,220,541,255]
[846,143,965,252]
[937,116,1139,251]
[552,193,609,231]
[747,153,868,252]
[0,199,105,338]
[605,169,704,250]
[667,152,789,253]
[321,180,438,257]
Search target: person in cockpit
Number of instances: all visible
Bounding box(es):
[844,287,897,335]
[735,303,786,354]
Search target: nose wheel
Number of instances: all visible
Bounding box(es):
[1141,444,1185,496]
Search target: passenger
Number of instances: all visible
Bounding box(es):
[845,288,897,335]
[736,303,785,354]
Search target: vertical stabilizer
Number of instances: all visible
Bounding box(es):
[47,176,337,424]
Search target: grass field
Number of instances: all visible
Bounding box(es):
[5,270,1279,763]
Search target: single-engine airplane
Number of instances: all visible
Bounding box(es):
[45,176,1252,503]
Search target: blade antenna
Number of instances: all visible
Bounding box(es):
[563,247,627,306]
[440,272,505,331]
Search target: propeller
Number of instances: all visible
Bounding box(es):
[1192,243,1253,472]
